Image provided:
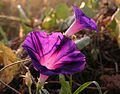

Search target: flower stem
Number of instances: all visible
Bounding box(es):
[70,75,72,91]
[36,78,44,94]
[35,74,49,94]
[28,86,32,94]
[35,83,39,94]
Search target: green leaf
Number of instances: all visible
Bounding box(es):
[56,3,70,20]
[22,24,32,35]
[41,8,57,30]
[59,74,72,94]
[116,23,120,47]
[107,18,117,37]
[0,27,8,44]
[73,81,102,94]
[81,5,96,18]
[114,8,120,47]
[0,2,4,11]
[85,0,99,9]
[41,8,54,20]
[108,18,117,30]
[75,36,91,50]
[42,16,57,30]
[73,81,93,94]
[59,16,74,31]
[115,8,120,21]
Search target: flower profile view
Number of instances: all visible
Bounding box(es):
[22,31,86,84]
[65,5,98,36]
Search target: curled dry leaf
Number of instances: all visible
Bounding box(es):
[0,43,19,90]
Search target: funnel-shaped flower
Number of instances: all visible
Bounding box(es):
[65,5,98,36]
[23,31,85,82]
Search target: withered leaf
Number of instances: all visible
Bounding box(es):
[0,43,19,90]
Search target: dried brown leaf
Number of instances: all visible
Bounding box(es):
[0,43,19,90]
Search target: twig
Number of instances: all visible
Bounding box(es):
[103,52,119,73]
[96,33,104,71]
[17,5,29,20]
[0,15,21,22]
[0,58,31,72]
[103,90,109,94]
[0,59,31,93]
[0,15,30,24]
[114,62,119,74]
[0,79,21,94]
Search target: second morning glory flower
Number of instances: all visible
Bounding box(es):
[22,31,86,83]
[65,5,98,36]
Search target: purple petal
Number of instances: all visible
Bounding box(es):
[65,5,98,36]
[22,31,86,76]
[73,5,98,30]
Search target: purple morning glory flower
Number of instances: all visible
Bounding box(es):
[22,31,85,78]
[65,5,98,36]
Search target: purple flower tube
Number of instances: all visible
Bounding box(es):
[65,5,98,36]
